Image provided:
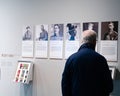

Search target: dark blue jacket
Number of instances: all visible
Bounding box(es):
[62,43,113,96]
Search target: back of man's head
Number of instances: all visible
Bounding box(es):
[81,30,96,45]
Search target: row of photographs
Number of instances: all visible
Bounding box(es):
[22,21,118,41]
[22,21,118,62]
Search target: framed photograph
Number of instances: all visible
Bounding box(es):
[83,22,99,40]
[101,21,118,40]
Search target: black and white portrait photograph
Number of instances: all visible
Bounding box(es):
[50,24,64,40]
[83,22,98,39]
[101,21,118,40]
[36,24,48,41]
[22,26,33,41]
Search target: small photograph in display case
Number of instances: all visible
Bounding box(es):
[14,61,33,84]
[109,66,116,79]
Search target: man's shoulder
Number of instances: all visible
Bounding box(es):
[94,51,107,62]
[67,51,80,61]
[71,49,106,61]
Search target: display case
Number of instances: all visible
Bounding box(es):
[14,61,33,84]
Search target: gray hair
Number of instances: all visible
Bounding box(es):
[81,30,96,44]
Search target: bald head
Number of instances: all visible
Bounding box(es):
[81,30,97,45]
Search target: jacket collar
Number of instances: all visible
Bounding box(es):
[78,43,95,51]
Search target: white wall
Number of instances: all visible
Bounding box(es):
[0,0,120,96]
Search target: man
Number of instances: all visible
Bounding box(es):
[103,22,118,40]
[108,22,118,40]
[62,30,113,96]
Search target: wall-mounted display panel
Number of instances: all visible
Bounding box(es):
[22,26,34,58]
[35,24,48,58]
[64,23,80,59]
[100,21,118,61]
[49,24,64,59]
